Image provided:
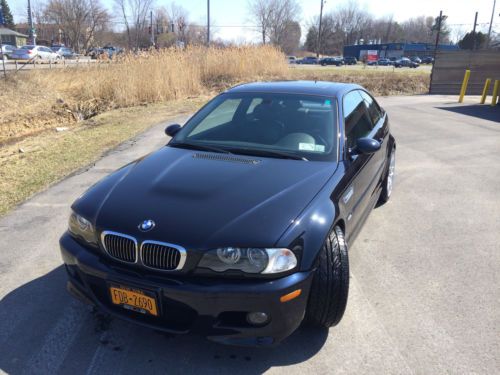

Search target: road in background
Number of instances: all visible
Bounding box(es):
[1,57,96,71]
[0,96,498,374]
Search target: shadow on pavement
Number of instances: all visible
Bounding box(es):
[436,104,500,123]
[0,267,328,374]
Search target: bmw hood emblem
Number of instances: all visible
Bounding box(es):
[139,219,155,232]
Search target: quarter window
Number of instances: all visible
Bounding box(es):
[343,91,374,150]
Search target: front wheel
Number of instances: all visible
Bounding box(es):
[379,146,396,204]
[306,226,349,328]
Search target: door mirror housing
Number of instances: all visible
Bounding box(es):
[165,124,181,137]
[352,137,381,155]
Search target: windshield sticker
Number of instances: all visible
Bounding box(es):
[298,143,326,152]
[324,99,331,106]
[299,143,316,151]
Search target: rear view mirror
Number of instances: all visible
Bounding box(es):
[353,137,381,155]
[165,124,181,137]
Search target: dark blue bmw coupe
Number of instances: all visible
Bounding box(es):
[60,81,396,346]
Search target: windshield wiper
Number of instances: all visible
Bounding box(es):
[169,141,232,154]
[227,147,308,161]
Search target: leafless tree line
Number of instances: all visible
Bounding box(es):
[303,1,451,55]
[247,0,301,54]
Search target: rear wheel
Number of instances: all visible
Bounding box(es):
[306,226,349,328]
[379,146,396,204]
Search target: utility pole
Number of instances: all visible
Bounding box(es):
[27,0,36,45]
[430,10,445,94]
[316,0,325,58]
[150,10,155,47]
[486,0,497,48]
[472,12,478,50]
[433,11,444,60]
[207,0,210,46]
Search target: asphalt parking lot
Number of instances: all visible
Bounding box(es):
[0,95,499,374]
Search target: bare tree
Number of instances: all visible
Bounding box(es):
[247,0,300,50]
[247,0,273,44]
[44,0,109,52]
[166,2,189,44]
[113,0,153,50]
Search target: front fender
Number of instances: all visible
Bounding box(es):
[275,171,344,272]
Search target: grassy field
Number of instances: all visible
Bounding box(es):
[0,98,208,216]
[0,46,430,216]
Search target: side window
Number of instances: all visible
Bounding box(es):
[343,91,374,150]
[190,99,242,136]
[359,91,383,125]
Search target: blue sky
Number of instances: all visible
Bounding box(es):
[12,0,499,42]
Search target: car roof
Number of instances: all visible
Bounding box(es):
[226,81,362,97]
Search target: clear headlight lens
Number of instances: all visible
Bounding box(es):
[198,247,297,274]
[68,212,97,245]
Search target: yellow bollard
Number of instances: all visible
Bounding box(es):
[491,80,499,106]
[480,78,491,104]
[458,69,471,103]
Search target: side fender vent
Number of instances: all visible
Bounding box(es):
[192,153,260,165]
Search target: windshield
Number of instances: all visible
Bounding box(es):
[171,93,338,162]
[21,46,35,49]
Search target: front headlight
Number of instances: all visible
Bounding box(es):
[68,211,97,245]
[198,247,297,274]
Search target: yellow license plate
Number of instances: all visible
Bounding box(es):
[109,285,158,316]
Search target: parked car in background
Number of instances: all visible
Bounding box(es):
[377,58,393,66]
[87,47,105,59]
[0,44,16,61]
[366,59,378,66]
[287,56,297,64]
[297,56,318,65]
[343,56,357,65]
[60,80,396,347]
[394,57,419,68]
[51,46,78,59]
[410,56,422,64]
[11,45,61,63]
[320,57,343,66]
[421,56,434,64]
[102,45,123,59]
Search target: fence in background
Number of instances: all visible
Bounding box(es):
[430,51,500,95]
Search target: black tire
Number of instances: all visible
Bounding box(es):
[306,226,349,328]
[379,146,396,204]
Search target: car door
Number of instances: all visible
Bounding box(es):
[339,90,384,241]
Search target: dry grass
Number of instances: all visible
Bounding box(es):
[0,46,288,145]
[0,98,208,216]
[290,66,430,96]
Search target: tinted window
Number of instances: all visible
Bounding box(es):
[174,93,338,162]
[343,91,373,149]
[359,91,383,125]
[190,99,242,136]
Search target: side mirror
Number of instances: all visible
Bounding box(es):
[352,137,381,155]
[165,124,181,137]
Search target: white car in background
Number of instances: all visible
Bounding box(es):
[11,45,62,63]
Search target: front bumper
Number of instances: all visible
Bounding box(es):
[60,233,314,346]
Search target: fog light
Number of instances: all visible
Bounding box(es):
[246,312,269,326]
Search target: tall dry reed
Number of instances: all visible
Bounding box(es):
[0,45,288,144]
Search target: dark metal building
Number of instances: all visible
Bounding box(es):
[343,42,459,60]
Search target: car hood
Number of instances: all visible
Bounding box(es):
[74,147,337,249]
